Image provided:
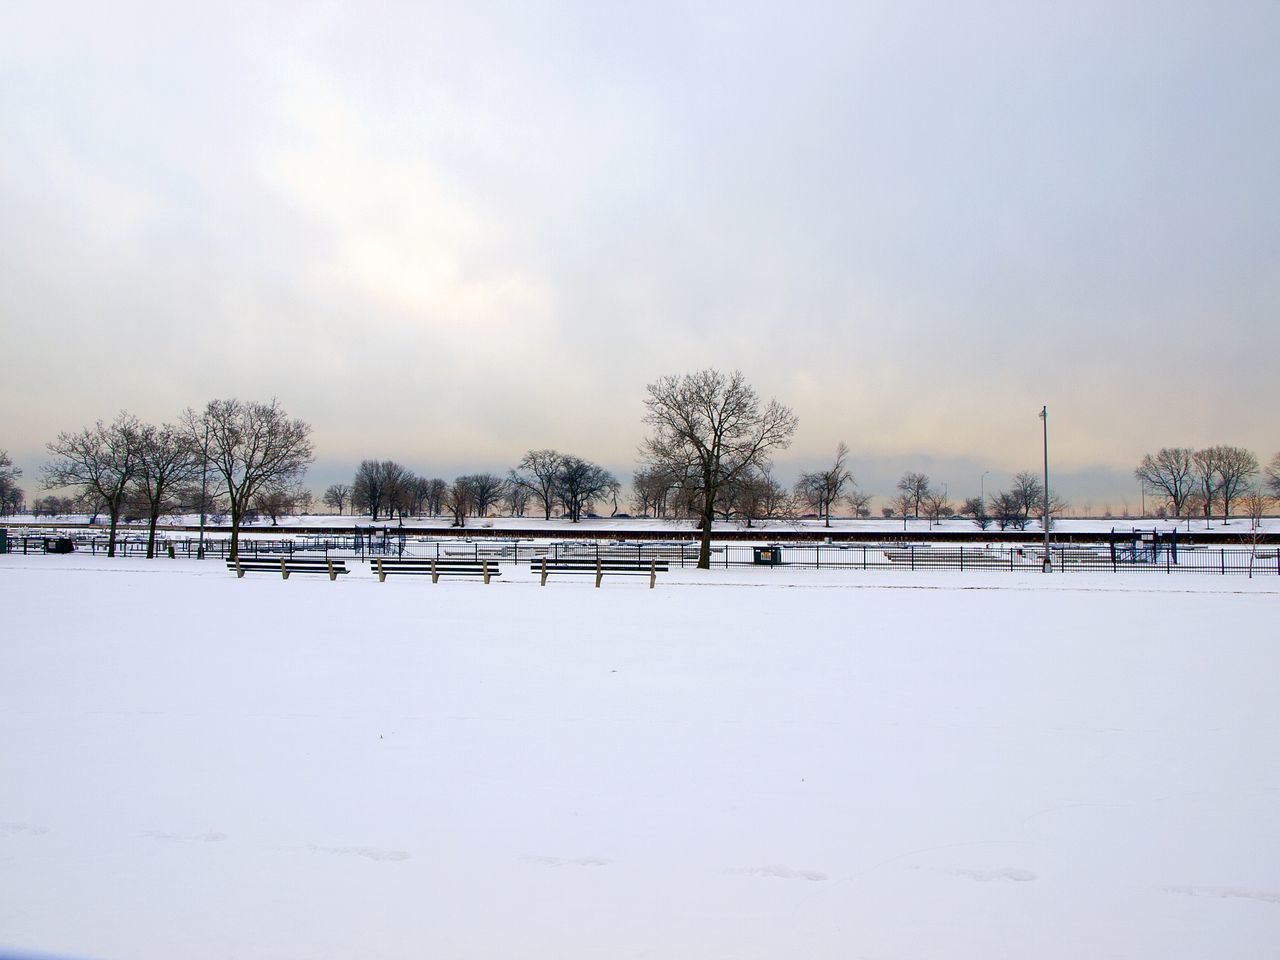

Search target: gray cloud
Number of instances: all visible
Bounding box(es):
[2,1,1276,506]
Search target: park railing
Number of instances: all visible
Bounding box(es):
[5,529,1278,576]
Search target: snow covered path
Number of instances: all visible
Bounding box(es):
[1,557,1277,959]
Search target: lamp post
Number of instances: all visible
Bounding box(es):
[980,471,988,505]
[1039,406,1051,572]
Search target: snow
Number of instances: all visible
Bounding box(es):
[1,555,1278,959]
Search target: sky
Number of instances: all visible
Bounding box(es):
[2,1,1277,508]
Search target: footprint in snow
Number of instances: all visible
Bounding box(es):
[145,830,228,843]
[522,856,612,868]
[0,822,49,838]
[728,865,828,881]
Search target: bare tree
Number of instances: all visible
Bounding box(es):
[442,476,475,527]
[185,399,313,561]
[895,471,930,519]
[464,472,508,518]
[1190,448,1221,525]
[1010,471,1043,527]
[253,481,309,525]
[795,442,853,527]
[135,422,200,558]
[352,460,408,521]
[322,483,351,515]
[1209,445,1258,522]
[504,481,531,517]
[44,412,142,557]
[963,496,991,530]
[631,464,681,518]
[1135,448,1195,518]
[512,449,564,520]
[554,456,615,522]
[0,450,23,517]
[891,490,915,530]
[642,369,797,568]
[989,491,1024,531]
[1266,451,1280,499]
[923,486,952,525]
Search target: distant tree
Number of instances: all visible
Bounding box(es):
[963,496,991,530]
[1010,471,1043,527]
[641,369,797,568]
[891,490,915,530]
[504,480,531,517]
[989,491,1024,531]
[442,476,475,527]
[880,506,894,519]
[795,442,854,527]
[847,489,872,519]
[1209,445,1258,522]
[923,487,952,525]
[555,456,615,522]
[253,482,309,525]
[1267,452,1280,499]
[631,464,680,518]
[323,483,351,515]
[512,449,564,520]
[462,472,507,517]
[134,422,200,558]
[1190,448,1221,524]
[352,460,409,521]
[184,399,313,561]
[1135,448,1194,518]
[0,450,23,517]
[733,467,790,527]
[43,412,142,557]
[896,471,930,519]
[425,478,447,517]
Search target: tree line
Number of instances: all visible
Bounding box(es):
[15,370,1280,568]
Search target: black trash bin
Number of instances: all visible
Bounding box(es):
[45,537,75,554]
[753,545,782,566]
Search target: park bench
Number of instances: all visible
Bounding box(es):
[372,556,500,584]
[227,556,348,580]
[530,557,668,588]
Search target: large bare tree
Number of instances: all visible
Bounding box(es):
[1210,445,1258,522]
[1267,451,1280,499]
[135,422,200,558]
[186,399,313,561]
[1135,448,1195,517]
[511,450,564,520]
[554,456,615,522]
[43,412,142,557]
[642,369,797,568]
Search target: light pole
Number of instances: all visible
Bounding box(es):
[980,471,988,505]
[1039,406,1051,572]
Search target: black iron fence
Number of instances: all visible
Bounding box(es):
[5,529,1278,576]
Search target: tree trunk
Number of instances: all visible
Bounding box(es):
[107,505,120,558]
[697,500,715,569]
[146,507,160,559]
[229,503,242,561]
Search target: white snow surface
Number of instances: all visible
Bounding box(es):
[1,556,1278,959]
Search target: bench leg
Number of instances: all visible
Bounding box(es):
[595,559,603,588]
[280,558,290,580]
[328,558,338,581]
[483,560,490,585]
[540,558,548,586]
[376,558,385,583]
[650,560,656,589]
[431,559,439,584]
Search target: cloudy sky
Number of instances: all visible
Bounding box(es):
[2,1,1276,507]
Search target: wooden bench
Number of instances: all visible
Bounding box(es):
[531,557,667,588]
[372,557,500,584]
[227,557,348,580]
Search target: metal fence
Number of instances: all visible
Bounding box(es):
[6,530,1278,576]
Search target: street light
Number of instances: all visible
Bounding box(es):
[980,471,988,505]
[1039,406,1051,573]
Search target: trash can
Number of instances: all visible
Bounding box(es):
[753,545,782,566]
[46,537,75,554]
[0,529,7,554]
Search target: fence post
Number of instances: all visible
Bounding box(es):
[862,545,867,570]
[1221,550,1225,575]
[959,546,964,572]
[910,545,915,571]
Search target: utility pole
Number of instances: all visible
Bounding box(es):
[1040,406,1051,572]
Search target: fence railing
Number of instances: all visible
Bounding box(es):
[5,531,1279,575]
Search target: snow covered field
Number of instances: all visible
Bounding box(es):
[1,556,1277,959]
